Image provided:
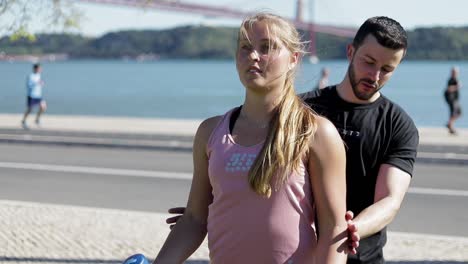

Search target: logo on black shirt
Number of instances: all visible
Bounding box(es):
[337,128,361,138]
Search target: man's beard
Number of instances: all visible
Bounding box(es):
[348,59,382,101]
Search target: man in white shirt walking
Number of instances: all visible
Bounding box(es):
[21,63,47,129]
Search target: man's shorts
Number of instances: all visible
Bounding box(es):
[449,101,462,117]
[27,96,43,108]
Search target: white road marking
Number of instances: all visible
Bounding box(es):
[0,161,192,180]
[408,187,468,197]
[1,161,467,197]
[418,151,468,160]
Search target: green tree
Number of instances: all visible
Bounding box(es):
[0,0,82,41]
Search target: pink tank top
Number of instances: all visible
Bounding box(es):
[206,108,317,264]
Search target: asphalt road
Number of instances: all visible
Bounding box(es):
[0,143,467,238]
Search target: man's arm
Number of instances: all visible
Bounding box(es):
[351,164,411,239]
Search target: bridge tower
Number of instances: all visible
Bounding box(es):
[296,0,318,63]
[296,0,304,22]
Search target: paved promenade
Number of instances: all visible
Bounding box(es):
[0,114,467,264]
[1,200,468,264]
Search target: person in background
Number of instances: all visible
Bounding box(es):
[166,16,419,264]
[444,66,462,134]
[153,12,348,264]
[21,63,47,129]
[316,67,330,90]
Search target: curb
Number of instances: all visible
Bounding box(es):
[1,129,468,165]
[0,128,193,152]
[0,135,193,152]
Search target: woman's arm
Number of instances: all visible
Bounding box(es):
[153,117,219,264]
[308,116,348,263]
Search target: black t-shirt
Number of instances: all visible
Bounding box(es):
[448,77,458,86]
[300,86,419,263]
[445,77,459,103]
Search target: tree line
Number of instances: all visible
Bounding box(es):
[1,25,467,60]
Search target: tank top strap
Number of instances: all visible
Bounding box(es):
[206,107,238,157]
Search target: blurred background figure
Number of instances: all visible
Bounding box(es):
[444,66,462,134]
[316,67,330,90]
[21,63,47,129]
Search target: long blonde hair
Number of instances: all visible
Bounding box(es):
[238,12,318,197]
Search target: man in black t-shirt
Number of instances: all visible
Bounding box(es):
[165,16,419,264]
[444,66,462,134]
[301,16,419,263]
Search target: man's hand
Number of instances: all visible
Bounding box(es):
[166,207,186,229]
[346,211,360,255]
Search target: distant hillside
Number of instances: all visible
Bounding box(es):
[71,26,239,59]
[406,26,468,60]
[0,25,467,60]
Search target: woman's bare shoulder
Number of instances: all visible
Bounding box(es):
[309,115,343,151]
[195,115,224,142]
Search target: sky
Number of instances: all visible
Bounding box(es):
[30,0,468,36]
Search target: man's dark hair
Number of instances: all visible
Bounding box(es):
[33,63,41,71]
[353,16,407,52]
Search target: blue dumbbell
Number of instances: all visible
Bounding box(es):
[123,253,149,264]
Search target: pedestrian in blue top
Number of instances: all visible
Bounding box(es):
[21,63,47,129]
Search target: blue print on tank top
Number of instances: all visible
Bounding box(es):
[225,153,257,172]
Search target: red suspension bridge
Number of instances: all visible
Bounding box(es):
[76,0,357,60]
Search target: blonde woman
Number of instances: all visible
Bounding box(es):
[153,12,347,264]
